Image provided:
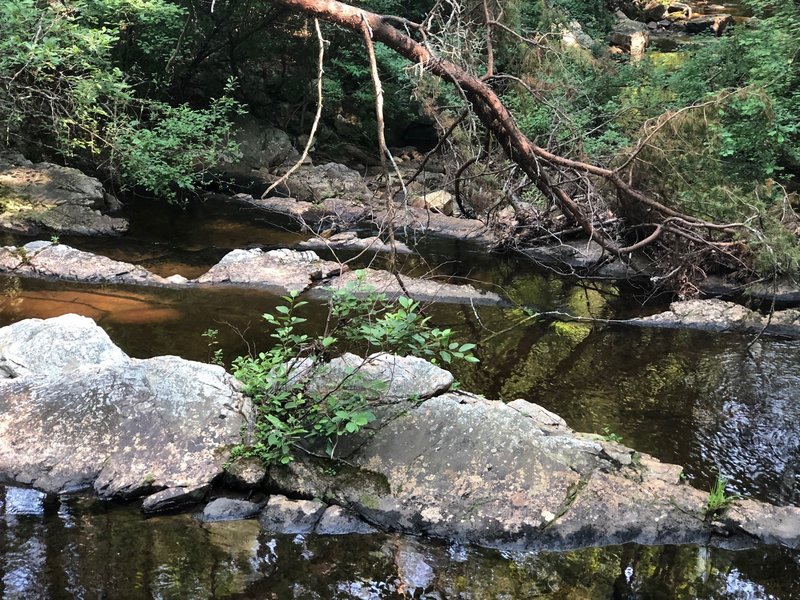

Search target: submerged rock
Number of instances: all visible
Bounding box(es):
[0,314,252,512]
[313,268,506,306]
[629,299,800,336]
[0,152,128,236]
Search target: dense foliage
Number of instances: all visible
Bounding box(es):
[0,0,242,199]
[228,278,477,466]
[2,0,797,277]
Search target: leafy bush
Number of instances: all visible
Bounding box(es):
[229,275,478,466]
[114,83,244,200]
[0,0,243,199]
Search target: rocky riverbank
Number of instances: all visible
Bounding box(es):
[1,314,798,551]
[0,152,127,236]
[0,241,505,306]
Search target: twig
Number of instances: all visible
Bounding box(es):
[262,18,325,199]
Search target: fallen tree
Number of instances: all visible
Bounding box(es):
[267,0,763,293]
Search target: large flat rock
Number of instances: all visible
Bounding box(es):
[270,390,800,551]
[0,314,252,512]
[312,268,506,306]
[194,248,346,292]
[0,152,128,235]
[629,299,800,336]
[0,241,168,285]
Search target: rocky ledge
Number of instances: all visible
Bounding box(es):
[0,314,798,551]
[0,314,251,512]
[0,152,127,236]
[242,194,497,246]
[0,241,505,306]
[270,357,800,551]
[630,299,800,336]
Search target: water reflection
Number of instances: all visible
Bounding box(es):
[451,323,800,506]
[1,274,798,507]
[0,488,798,599]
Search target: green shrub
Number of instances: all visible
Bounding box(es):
[228,275,479,466]
[0,0,243,200]
[114,82,245,200]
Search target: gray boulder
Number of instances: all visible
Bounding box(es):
[0,314,252,512]
[0,241,168,286]
[217,115,299,177]
[259,495,327,533]
[629,299,800,336]
[0,152,128,235]
[610,17,650,56]
[270,387,800,551]
[202,498,263,522]
[195,248,345,293]
[263,163,372,204]
[307,352,454,405]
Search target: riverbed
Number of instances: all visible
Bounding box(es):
[1,195,798,598]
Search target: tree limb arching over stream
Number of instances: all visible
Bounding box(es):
[268,0,753,285]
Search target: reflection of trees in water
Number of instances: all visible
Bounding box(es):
[471,324,799,506]
[0,488,798,598]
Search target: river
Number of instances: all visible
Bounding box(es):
[0,193,798,598]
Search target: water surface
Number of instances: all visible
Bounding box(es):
[1,196,799,597]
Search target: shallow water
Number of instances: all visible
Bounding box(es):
[1,196,799,597]
[1,487,799,599]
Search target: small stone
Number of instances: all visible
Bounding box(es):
[201,498,262,522]
[142,485,209,513]
[315,505,377,534]
[259,495,327,533]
